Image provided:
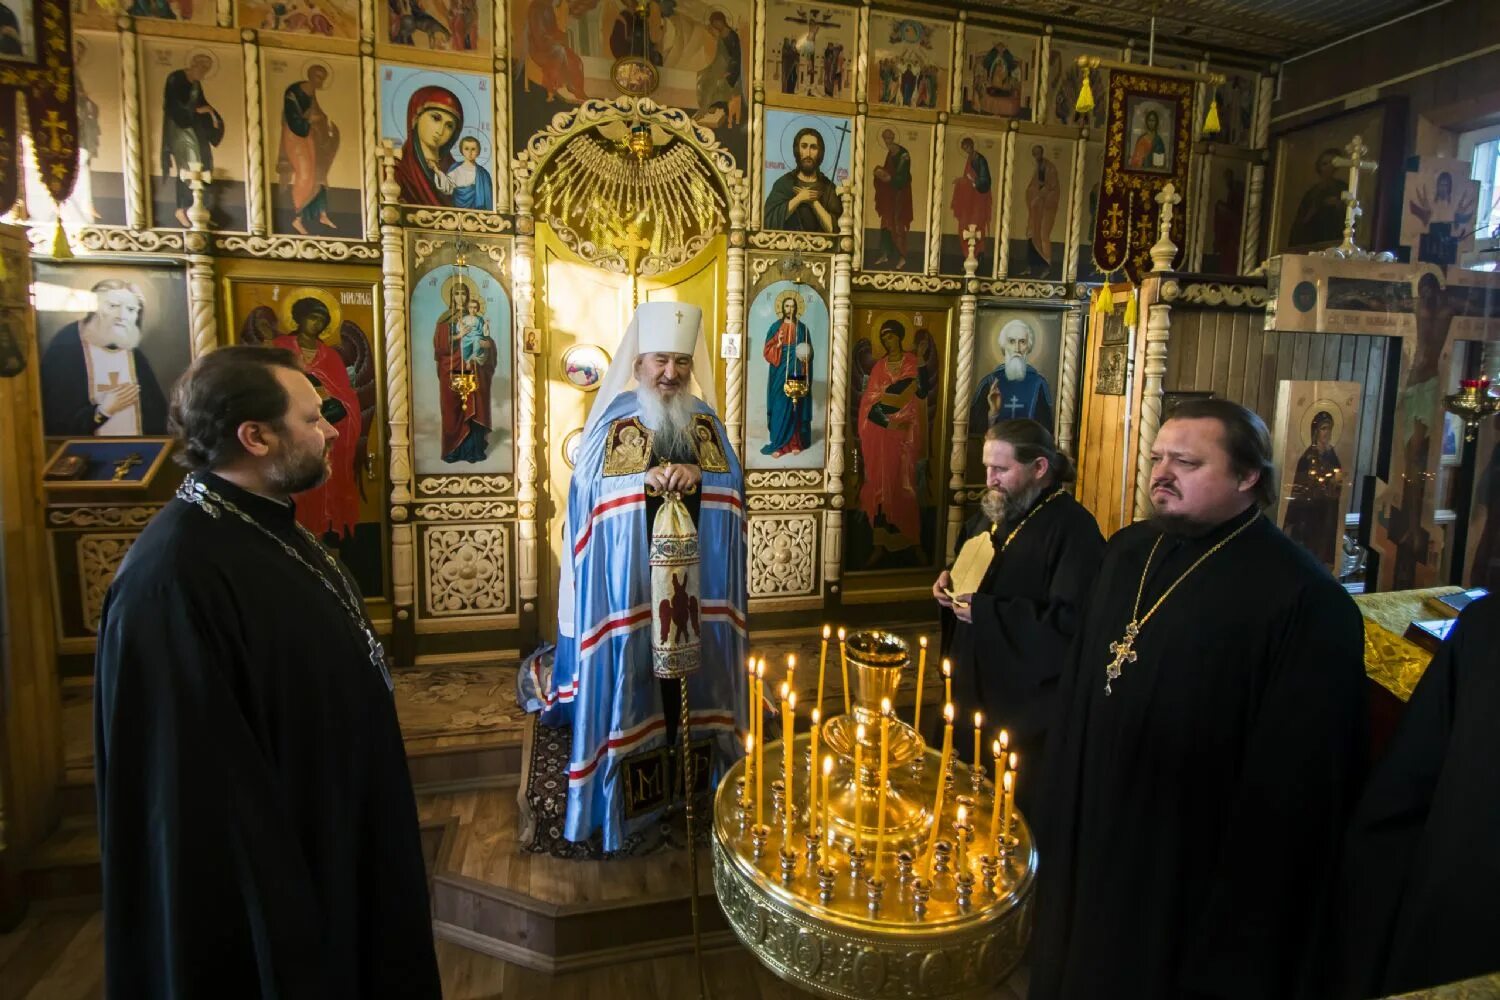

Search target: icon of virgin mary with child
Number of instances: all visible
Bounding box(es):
[393,85,494,210]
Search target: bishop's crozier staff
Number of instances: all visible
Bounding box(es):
[94,346,441,998]
[1031,397,1366,1000]
[541,301,748,850]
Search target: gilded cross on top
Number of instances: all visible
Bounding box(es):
[1332,135,1378,255]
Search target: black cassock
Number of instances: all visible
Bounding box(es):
[1031,506,1367,1000]
[1336,595,1500,998]
[941,487,1103,819]
[94,472,440,999]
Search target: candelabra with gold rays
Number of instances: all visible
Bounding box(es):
[713,630,1035,999]
[533,123,727,264]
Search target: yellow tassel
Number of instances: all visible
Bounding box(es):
[1203,96,1221,136]
[1093,284,1111,319]
[1075,72,1095,117]
[1124,287,1139,328]
[50,220,73,259]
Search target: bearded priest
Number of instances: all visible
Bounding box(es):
[542,301,748,850]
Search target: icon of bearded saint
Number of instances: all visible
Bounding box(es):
[968,318,1053,436]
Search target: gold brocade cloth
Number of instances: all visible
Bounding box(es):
[1353,586,1462,702]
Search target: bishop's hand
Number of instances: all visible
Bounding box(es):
[645,462,702,494]
[953,594,975,623]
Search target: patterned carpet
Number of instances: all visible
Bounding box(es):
[519,720,713,860]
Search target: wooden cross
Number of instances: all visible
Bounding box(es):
[1332,135,1378,253]
[1149,182,1182,273]
[177,160,215,231]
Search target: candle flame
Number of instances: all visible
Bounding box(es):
[756,660,765,679]
[1003,770,1013,791]
[780,681,790,699]
[856,722,866,740]
[992,738,1001,757]
[880,697,891,714]
[837,626,846,640]
[974,711,983,728]
[999,729,1009,749]
[822,624,831,639]
[956,804,967,824]
[787,653,796,669]
[944,703,954,722]
[811,707,821,723]
[1009,752,1019,771]
[746,732,754,752]
[942,658,952,677]
[919,635,928,648]
[823,754,833,775]
[788,691,796,709]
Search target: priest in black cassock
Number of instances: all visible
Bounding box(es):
[1030,398,1366,1000]
[933,418,1103,817]
[94,346,441,999]
[1336,595,1500,998]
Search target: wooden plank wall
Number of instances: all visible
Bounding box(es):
[1163,308,1392,505]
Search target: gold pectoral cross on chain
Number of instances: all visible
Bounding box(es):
[1105,620,1140,695]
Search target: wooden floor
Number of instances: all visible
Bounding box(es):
[0,903,1033,999]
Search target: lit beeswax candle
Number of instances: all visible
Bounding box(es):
[989,737,1003,844]
[972,711,984,771]
[914,635,928,734]
[808,707,821,832]
[838,627,850,714]
[821,755,833,849]
[923,704,955,874]
[853,722,866,854]
[875,698,891,875]
[942,658,952,707]
[782,686,796,843]
[816,625,830,715]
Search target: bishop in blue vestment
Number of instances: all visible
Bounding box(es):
[540,302,748,849]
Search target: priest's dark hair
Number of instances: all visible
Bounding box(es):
[1163,397,1277,508]
[169,345,305,472]
[985,419,1075,484]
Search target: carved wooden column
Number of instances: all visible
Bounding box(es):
[1058,305,1083,456]
[824,186,854,590]
[377,147,416,654]
[512,164,540,615]
[359,0,378,236]
[947,228,980,560]
[241,30,267,236]
[120,17,146,230]
[1133,184,1180,521]
[996,126,1018,277]
[724,172,748,458]
[182,167,218,359]
[1240,72,1275,273]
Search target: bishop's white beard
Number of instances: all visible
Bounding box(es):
[637,386,699,460]
[1004,353,1027,382]
[81,316,142,352]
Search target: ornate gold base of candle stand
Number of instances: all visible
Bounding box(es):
[712,631,1036,999]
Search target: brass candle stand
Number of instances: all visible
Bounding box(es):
[712,631,1036,999]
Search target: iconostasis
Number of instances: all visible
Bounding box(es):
[16,0,1274,671]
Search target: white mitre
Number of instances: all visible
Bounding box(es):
[582,300,719,440]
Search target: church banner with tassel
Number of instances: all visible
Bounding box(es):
[0,0,80,216]
[1091,70,1196,284]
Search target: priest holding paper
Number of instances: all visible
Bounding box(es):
[540,302,748,850]
[932,419,1102,816]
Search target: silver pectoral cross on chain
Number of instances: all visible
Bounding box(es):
[1105,620,1140,695]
